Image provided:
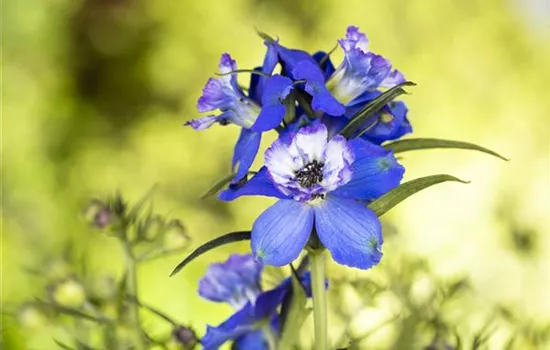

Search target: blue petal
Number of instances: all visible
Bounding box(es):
[252,200,314,266]
[307,81,346,116]
[233,330,268,350]
[199,264,244,303]
[270,42,317,73]
[251,75,294,132]
[233,129,262,181]
[314,196,383,269]
[331,149,404,200]
[198,254,262,306]
[201,303,257,350]
[224,254,264,290]
[218,167,290,202]
[249,43,280,103]
[251,104,286,132]
[185,115,222,130]
[362,101,412,144]
[248,67,263,103]
[292,60,345,116]
[313,51,335,80]
[254,282,292,319]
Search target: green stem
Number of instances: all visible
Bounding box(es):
[310,249,328,350]
[123,242,146,350]
[262,324,277,350]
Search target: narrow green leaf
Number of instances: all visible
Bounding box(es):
[384,138,508,161]
[54,339,76,350]
[216,69,271,77]
[368,175,469,217]
[201,173,236,199]
[201,172,256,199]
[278,274,311,350]
[127,185,158,222]
[170,231,251,277]
[339,81,415,139]
[36,299,112,323]
[255,29,275,43]
[126,295,177,326]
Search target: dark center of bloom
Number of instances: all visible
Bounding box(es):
[294,160,324,188]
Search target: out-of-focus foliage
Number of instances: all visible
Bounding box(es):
[2,0,549,349]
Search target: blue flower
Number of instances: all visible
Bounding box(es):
[258,40,345,119]
[327,26,406,104]
[219,122,405,269]
[199,254,312,350]
[331,90,412,144]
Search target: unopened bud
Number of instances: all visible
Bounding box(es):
[162,220,190,250]
[172,326,198,349]
[17,303,48,329]
[50,278,86,308]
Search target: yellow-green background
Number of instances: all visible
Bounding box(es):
[2,0,549,348]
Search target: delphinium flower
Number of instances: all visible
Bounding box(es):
[324,26,412,144]
[185,53,278,182]
[220,121,404,269]
[198,254,313,349]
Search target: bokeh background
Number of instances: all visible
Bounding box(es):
[2,0,549,349]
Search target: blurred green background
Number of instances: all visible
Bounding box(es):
[2,0,549,348]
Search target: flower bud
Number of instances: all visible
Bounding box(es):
[50,278,87,309]
[162,220,190,250]
[172,326,198,349]
[17,303,48,329]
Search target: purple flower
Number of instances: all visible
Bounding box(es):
[199,254,313,350]
[185,54,268,181]
[219,122,405,269]
[258,40,345,118]
[188,54,260,130]
[327,26,405,104]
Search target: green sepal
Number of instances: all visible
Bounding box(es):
[278,272,312,350]
[170,231,251,277]
[339,81,415,139]
[368,174,469,217]
[384,138,508,161]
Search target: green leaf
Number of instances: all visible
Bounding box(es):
[368,174,469,217]
[201,173,237,199]
[278,273,312,350]
[201,172,256,199]
[36,299,112,323]
[339,81,415,139]
[384,138,508,161]
[170,231,251,277]
[54,339,76,350]
[255,29,275,43]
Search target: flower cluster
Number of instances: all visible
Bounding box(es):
[187,25,409,270]
[198,254,313,349]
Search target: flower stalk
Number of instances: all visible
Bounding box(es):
[122,241,146,350]
[310,249,328,350]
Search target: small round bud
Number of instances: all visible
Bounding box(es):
[162,220,190,250]
[172,326,198,349]
[139,215,164,242]
[17,303,48,329]
[84,200,114,230]
[50,278,87,309]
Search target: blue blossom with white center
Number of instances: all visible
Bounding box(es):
[327,25,406,105]
[199,254,313,349]
[219,122,405,269]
